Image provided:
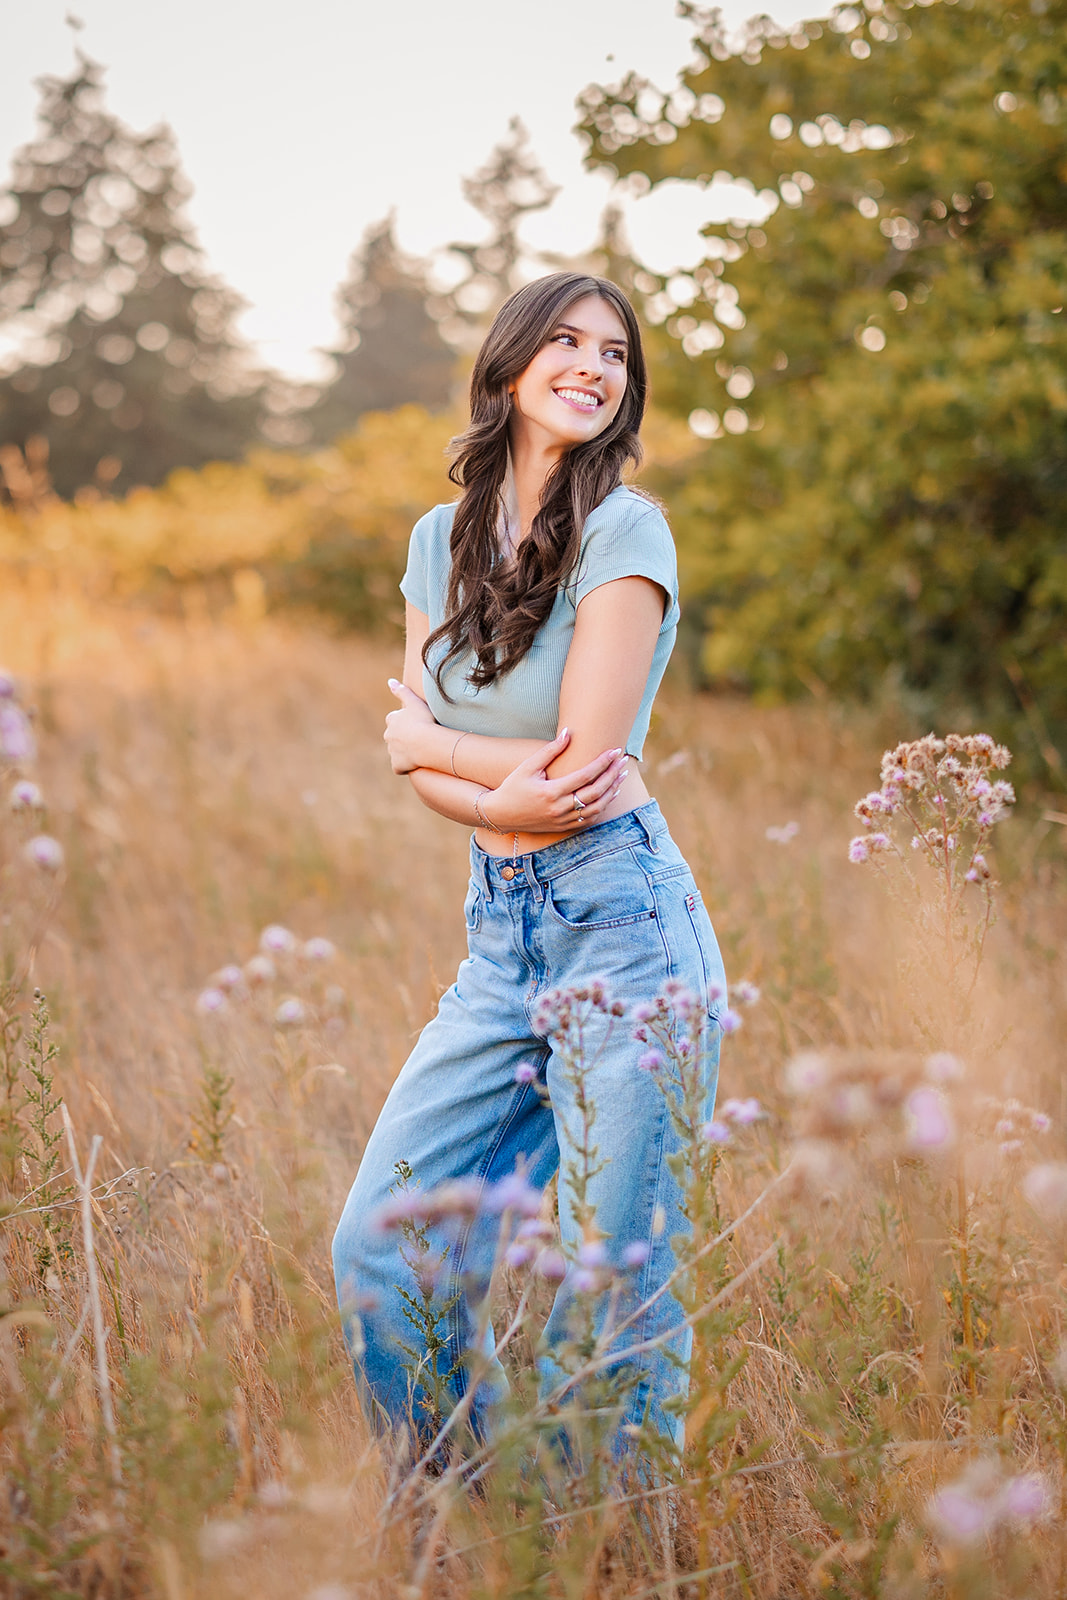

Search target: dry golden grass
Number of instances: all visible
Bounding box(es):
[1,572,1065,1599]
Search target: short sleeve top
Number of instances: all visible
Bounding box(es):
[400,484,679,760]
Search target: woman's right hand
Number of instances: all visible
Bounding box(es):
[479,729,628,834]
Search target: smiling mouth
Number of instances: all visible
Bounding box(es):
[554,387,602,412]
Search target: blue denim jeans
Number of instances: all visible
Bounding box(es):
[332,801,725,1458]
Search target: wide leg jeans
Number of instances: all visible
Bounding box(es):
[332,801,726,1457]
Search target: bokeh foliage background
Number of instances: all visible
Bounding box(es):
[1,0,1065,771]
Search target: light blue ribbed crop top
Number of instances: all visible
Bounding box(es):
[399,485,679,760]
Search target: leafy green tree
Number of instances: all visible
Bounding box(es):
[0,56,264,499]
[579,0,1067,764]
[304,216,455,444]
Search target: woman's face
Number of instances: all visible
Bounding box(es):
[508,293,630,456]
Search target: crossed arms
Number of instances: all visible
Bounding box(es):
[384,575,665,836]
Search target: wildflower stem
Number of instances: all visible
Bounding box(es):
[956,1157,976,1396]
[62,1107,123,1497]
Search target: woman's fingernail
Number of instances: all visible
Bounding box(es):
[388,678,399,689]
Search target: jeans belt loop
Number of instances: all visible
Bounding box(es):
[524,849,544,899]
[636,803,661,853]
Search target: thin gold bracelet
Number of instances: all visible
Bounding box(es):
[450,730,471,776]
[474,789,504,834]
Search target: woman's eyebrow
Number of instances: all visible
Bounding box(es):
[555,321,628,347]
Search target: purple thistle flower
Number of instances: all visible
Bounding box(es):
[573,1268,599,1293]
[999,1473,1050,1522]
[196,987,228,1016]
[214,964,244,990]
[732,980,760,1006]
[638,1048,666,1074]
[622,1240,650,1269]
[927,1483,999,1546]
[260,924,297,955]
[1021,1163,1067,1222]
[515,1217,554,1241]
[303,936,336,961]
[9,779,43,811]
[373,1192,431,1230]
[721,1096,763,1125]
[23,834,63,871]
[702,1120,732,1144]
[633,1025,648,1043]
[785,1052,827,1094]
[718,1008,742,1036]
[925,1052,964,1083]
[848,837,870,864]
[535,1248,567,1281]
[906,1088,955,1151]
[632,1002,658,1024]
[483,1173,542,1218]
[274,996,306,1027]
[0,670,15,699]
[765,820,799,844]
[1030,1111,1051,1134]
[577,1239,607,1269]
[707,980,726,1004]
[504,1241,535,1269]
[514,1060,538,1085]
[0,704,35,763]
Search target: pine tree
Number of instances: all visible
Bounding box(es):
[0,55,263,499]
[305,216,455,445]
[442,118,560,339]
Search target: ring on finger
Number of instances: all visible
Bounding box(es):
[572,791,585,817]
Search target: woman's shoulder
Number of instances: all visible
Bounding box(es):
[409,500,459,556]
[582,484,674,544]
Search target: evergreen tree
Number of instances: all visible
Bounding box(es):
[305,215,455,445]
[442,118,560,337]
[0,55,263,499]
[579,0,1067,762]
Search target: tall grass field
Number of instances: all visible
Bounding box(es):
[1,573,1065,1599]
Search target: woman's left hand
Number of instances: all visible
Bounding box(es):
[384,679,437,773]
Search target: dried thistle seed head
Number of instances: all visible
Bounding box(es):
[273,996,306,1027]
[244,954,276,985]
[259,924,297,955]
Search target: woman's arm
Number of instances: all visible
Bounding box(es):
[404,577,665,840]
[386,603,625,790]
[386,603,627,832]
[545,575,666,783]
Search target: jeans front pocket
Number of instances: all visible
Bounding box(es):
[546,847,657,931]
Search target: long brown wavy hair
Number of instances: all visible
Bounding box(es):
[424,272,648,698]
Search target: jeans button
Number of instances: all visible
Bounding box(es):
[501,865,516,881]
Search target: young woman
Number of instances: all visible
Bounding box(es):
[332,271,726,1462]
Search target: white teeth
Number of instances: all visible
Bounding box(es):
[556,388,599,409]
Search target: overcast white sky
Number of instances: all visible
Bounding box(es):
[2,0,817,378]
